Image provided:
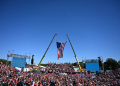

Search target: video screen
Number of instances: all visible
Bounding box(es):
[86,62,100,71]
[11,57,26,67]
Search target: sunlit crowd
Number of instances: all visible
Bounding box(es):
[0,62,120,86]
[45,63,74,73]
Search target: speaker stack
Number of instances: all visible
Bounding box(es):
[31,55,34,65]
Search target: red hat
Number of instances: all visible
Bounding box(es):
[34,83,37,86]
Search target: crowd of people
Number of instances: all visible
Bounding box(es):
[45,63,75,73]
[0,62,120,86]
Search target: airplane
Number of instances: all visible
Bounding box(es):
[61,12,66,15]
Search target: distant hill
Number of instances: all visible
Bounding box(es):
[0,59,11,65]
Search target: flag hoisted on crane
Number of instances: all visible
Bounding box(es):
[56,41,67,59]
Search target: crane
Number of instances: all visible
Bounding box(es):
[29,34,57,72]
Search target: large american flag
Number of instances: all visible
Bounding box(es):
[56,41,67,59]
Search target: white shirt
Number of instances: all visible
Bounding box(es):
[31,81,35,86]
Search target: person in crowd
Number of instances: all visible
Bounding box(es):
[0,62,120,86]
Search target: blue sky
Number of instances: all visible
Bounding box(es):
[0,0,120,65]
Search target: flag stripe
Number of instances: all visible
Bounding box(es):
[57,42,66,59]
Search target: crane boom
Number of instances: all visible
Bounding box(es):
[37,34,57,68]
[29,34,57,72]
[66,34,82,72]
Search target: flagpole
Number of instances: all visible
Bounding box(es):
[66,34,82,72]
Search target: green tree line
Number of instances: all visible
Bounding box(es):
[0,58,120,71]
[0,59,29,66]
[0,59,11,65]
[73,58,120,71]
